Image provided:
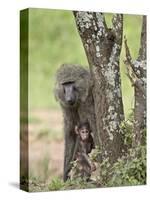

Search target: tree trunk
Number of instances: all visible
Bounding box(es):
[124,16,146,147]
[73,11,125,163]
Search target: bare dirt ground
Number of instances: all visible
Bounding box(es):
[28,109,64,183]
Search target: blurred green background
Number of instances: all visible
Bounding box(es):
[21,8,143,190]
[28,8,142,117]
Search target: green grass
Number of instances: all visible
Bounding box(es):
[48,177,98,191]
[26,8,142,118]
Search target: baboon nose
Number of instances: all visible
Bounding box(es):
[67,100,74,105]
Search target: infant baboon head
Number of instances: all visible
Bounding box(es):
[75,121,91,141]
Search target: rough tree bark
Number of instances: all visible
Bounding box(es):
[124,16,146,147]
[73,11,125,163]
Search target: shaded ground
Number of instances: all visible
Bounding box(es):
[28,109,64,185]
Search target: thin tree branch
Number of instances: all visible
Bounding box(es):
[124,36,145,95]
[124,36,133,66]
[108,14,123,64]
[94,12,108,31]
[112,14,123,46]
[138,15,146,61]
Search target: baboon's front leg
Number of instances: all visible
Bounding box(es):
[63,132,76,181]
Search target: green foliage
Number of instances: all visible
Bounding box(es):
[48,177,98,191]
[68,146,101,181]
[89,146,101,162]
[48,178,65,191]
[28,176,50,192]
[63,178,98,190]
[97,145,146,187]
[90,116,146,187]
[120,112,134,148]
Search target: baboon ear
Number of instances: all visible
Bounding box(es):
[54,82,60,101]
[75,126,79,134]
[90,132,94,138]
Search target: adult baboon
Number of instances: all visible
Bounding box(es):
[54,64,97,181]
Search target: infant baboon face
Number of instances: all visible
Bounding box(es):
[79,127,90,141]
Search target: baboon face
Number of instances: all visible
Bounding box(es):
[62,82,77,106]
[79,127,90,141]
[55,64,91,108]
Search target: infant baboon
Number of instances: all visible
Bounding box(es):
[54,64,97,181]
[69,122,96,180]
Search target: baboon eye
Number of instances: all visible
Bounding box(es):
[73,86,77,91]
